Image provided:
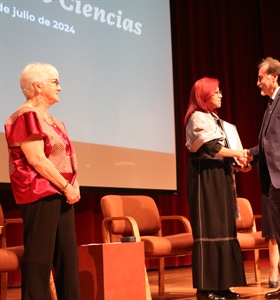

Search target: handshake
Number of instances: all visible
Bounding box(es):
[235,149,253,172]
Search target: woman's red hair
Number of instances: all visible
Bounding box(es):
[184,77,219,125]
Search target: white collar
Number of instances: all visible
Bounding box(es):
[271,86,280,100]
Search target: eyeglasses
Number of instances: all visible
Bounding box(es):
[47,79,60,86]
[214,90,222,96]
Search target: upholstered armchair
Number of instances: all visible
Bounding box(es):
[236,197,269,282]
[100,195,193,296]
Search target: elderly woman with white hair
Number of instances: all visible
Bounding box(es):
[5,62,81,300]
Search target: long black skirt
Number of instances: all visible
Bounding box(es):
[187,157,246,290]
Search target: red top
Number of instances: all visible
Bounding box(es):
[5,107,78,204]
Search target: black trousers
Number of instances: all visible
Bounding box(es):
[262,184,280,245]
[19,194,80,300]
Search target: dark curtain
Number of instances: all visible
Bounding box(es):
[2,0,280,271]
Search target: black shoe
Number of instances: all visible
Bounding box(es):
[218,290,240,299]
[196,290,226,300]
[265,288,280,299]
[269,279,279,288]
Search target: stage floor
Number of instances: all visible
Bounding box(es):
[7,258,275,299]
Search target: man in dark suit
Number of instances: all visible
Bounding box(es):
[249,57,280,299]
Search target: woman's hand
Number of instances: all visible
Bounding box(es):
[236,149,247,166]
[236,149,252,170]
[64,184,81,204]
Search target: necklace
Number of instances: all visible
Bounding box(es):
[27,105,56,126]
[43,114,56,126]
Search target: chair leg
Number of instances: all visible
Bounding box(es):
[158,257,165,296]
[253,249,261,282]
[144,266,152,300]
[0,272,8,300]
[50,271,57,300]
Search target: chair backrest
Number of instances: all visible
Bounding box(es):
[100,195,161,236]
[236,197,254,232]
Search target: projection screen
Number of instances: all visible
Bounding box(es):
[0,0,177,191]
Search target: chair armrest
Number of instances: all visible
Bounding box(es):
[102,216,141,243]
[0,225,3,235]
[160,215,192,234]
[5,218,23,226]
[253,214,262,220]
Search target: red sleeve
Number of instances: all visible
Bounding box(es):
[5,111,45,147]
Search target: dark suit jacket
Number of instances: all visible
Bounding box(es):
[250,89,280,195]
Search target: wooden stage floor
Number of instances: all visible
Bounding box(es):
[7,258,275,299]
